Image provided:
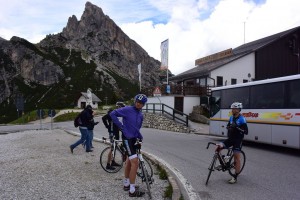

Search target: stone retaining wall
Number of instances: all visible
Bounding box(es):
[143,113,190,133]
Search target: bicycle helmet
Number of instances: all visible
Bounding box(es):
[230,102,243,109]
[134,94,148,105]
[116,102,125,107]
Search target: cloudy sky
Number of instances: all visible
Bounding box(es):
[1,0,300,75]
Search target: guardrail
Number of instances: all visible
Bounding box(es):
[143,103,189,127]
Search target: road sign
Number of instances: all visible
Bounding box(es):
[166,85,170,94]
[37,109,45,118]
[153,86,162,96]
[15,95,24,111]
[48,109,56,117]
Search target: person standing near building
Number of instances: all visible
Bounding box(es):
[70,105,94,153]
[110,94,147,197]
[216,102,248,184]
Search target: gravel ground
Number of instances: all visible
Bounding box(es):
[0,129,169,200]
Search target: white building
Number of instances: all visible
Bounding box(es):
[77,89,101,109]
[148,26,300,115]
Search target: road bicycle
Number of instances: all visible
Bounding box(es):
[135,139,154,199]
[99,136,126,173]
[99,137,154,185]
[205,142,246,185]
[99,137,154,199]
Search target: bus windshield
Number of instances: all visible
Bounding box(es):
[210,90,221,117]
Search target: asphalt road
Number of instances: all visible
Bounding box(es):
[1,116,300,200]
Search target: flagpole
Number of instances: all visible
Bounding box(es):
[138,63,141,92]
[167,39,169,85]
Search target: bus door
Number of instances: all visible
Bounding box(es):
[209,95,223,136]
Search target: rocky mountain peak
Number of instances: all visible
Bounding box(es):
[62,2,108,39]
[0,1,163,124]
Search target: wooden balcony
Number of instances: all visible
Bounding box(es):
[142,85,211,97]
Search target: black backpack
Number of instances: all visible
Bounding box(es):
[74,112,83,127]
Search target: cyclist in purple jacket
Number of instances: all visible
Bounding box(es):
[110,94,147,198]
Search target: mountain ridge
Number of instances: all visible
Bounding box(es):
[0,1,164,123]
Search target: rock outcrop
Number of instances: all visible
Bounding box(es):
[189,105,210,124]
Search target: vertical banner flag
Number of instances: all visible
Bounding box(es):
[138,63,141,91]
[160,39,169,70]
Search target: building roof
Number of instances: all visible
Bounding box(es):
[80,92,101,102]
[170,26,300,81]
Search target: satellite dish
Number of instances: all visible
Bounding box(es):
[248,73,251,78]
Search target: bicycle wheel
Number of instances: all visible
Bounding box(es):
[228,150,246,177]
[100,146,123,173]
[206,154,217,186]
[137,156,153,178]
[140,160,152,199]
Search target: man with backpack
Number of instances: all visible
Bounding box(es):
[70,105,94,153]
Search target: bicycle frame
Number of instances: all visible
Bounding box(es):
[135,139,153,199]
[103,136,125,155]
[205,142,246,185]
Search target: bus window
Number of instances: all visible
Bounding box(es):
[210,90,221,117]
[221,87,250,109]
[287,79,300,108]
[250,82,284,109]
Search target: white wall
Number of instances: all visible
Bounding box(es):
[147,96,200,115]
[77,96,86,108]
[147,96,174,107]
[183,96,200,114]
[209,53,255,86]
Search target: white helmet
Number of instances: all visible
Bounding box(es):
[230,102,243,109]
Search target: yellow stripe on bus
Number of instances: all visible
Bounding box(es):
[210,118,300,126]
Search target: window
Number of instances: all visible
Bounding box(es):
[217,76,223,87]
[243,79,248,83]
[287,79,300,108]
[221,87,250,109]
[250,82,284,109]
[231,79,237,85]
[210,90,221,117]
[200,78,206,86]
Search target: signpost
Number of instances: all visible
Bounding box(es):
[166,85,171,94]
[153,87,162,97]
[37,109,45,129]
[15,94,24,123]
[48,109,56,130]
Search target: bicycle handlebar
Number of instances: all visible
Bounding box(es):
[206,142,217,149]
[102,136,122,143]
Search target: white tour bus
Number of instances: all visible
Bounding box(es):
[209,74,300,149]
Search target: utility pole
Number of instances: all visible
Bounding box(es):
[244,21,246,44]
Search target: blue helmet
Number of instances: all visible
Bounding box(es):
[135,94,148,104]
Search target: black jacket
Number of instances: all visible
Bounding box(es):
[80,108,93,128]
[102,110,120,133]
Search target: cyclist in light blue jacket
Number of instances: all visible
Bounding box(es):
[110,94,147,198]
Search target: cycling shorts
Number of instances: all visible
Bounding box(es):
[222,137,243,152]
[122,137,138,160]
